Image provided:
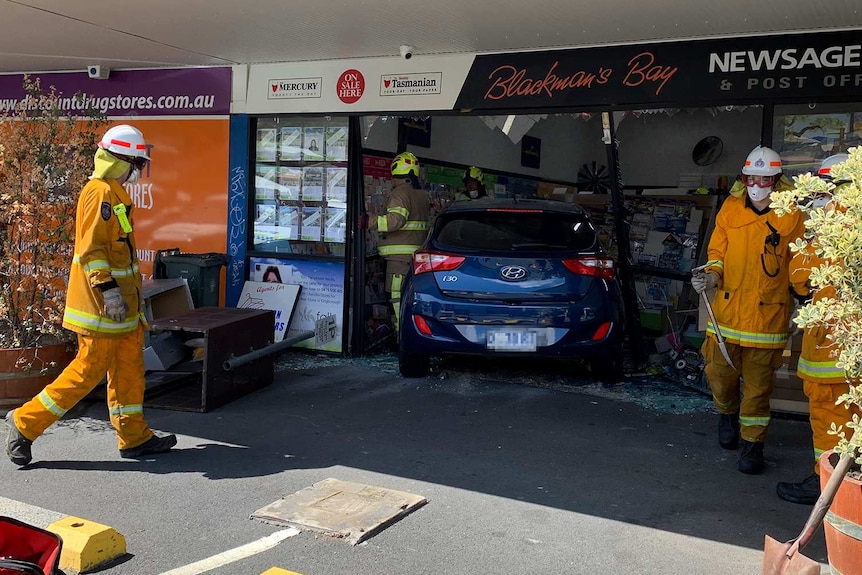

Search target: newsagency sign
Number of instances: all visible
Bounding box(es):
[453,30,862,110]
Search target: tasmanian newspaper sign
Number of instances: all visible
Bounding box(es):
[454,30,862,109]
[380,72,442,96]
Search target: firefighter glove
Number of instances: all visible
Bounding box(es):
[691,272,717,294]
[103,287,128,322]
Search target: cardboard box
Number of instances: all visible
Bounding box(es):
[142,278,194,323]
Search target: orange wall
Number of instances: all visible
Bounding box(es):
[113,119,230,279]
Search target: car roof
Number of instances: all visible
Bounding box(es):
[440,197,588,216]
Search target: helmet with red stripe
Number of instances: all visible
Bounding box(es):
[742,145,781,177]
[98,124,150,160]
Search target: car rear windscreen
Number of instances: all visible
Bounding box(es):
[433,210,599,253]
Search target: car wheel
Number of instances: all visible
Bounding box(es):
[399,344,430,378]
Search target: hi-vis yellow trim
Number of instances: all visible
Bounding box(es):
[37,390,66,417]
[387,206,409,219]
[113,204,133,233]
[707,321,787,348]
[377,215,390,232]
[72,256,138,277]
[797,358,845,380]
[63,307,141,333]
[378,245,420,256]
[73,255,110,272]
[401,221,428,231]
[706,260,724,270]
[109,404,143,417]
[740,415,771,427]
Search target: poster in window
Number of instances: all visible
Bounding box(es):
[325,126,348,161]
[301,166,324,201]
[249,258,346,353]
[279,126,302,161]
[301,207,322,241]
[277,167,301,200]
[255,204,276,225]
[773,112,857,177]
[302,127,324,161]
[521,135,541,169]
[324,207,347,243]
[255,128,277,161]
[255,164,277,200]
[327,167,348,202]
[277,205,299,240]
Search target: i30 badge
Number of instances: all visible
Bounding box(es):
[500,265,528,281]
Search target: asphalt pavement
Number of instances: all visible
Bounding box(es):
[1,353,827,575]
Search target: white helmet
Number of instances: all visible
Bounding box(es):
[742,146,781,176]
[98,125,150,160]
[818,153,849,179]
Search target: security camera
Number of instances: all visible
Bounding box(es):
[399,45,415,60]
[87,65,110,80]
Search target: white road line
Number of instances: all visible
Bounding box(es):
[0,496,66,529]
[158,528,301,575]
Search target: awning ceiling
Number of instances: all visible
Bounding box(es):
[0,0,860,73]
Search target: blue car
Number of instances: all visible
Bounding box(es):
[399,198,625,381]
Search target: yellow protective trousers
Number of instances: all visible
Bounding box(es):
[385,259,410,335]
[702,337,783,442]
[804,378,860,475]
[13,323,153,451]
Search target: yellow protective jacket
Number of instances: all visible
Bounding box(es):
[372,181,430,261]
[703,195,807,349]
[790,251,844,382]
[62,178,146,337]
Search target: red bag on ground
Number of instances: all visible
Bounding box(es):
[0,517,62,575]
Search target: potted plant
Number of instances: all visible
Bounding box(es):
[770,146,862,574]
[0,77,104,407]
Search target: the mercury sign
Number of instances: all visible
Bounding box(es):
[268,78,322,99]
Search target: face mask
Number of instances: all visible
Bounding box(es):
[469,190,479,199]
[811,196,830,208]
[125,167,141,185]
[747,185,771,202]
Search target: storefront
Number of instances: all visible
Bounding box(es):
[228,29,861,364]
[0,67,233,280]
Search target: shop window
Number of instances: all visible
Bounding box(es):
[252,116,349,256]
[772,103,862,177]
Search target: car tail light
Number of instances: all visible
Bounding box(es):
[591,321,612,341]
[412,315,433,335]
[563,257,615,281]
[413,251,465,275]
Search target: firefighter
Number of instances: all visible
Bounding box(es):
[5,125,176,467]
[363,151,430,336]
[691,145,808,475]
[776,153,861,504]
[454,166,487,201]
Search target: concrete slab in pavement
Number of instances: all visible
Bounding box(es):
[1,353,827,574]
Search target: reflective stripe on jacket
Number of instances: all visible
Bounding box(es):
[62,178,146,336]
[790,251,846,383]
[703,195,807,349]
[372,181,430,259]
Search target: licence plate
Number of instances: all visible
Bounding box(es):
[487,330,537,352]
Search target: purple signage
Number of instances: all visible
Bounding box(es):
[0,67,231,116]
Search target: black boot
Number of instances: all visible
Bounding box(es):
[5,409,32,467]
[718,413,739,450]
[776,473,820,505]
[738,440,764,475]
